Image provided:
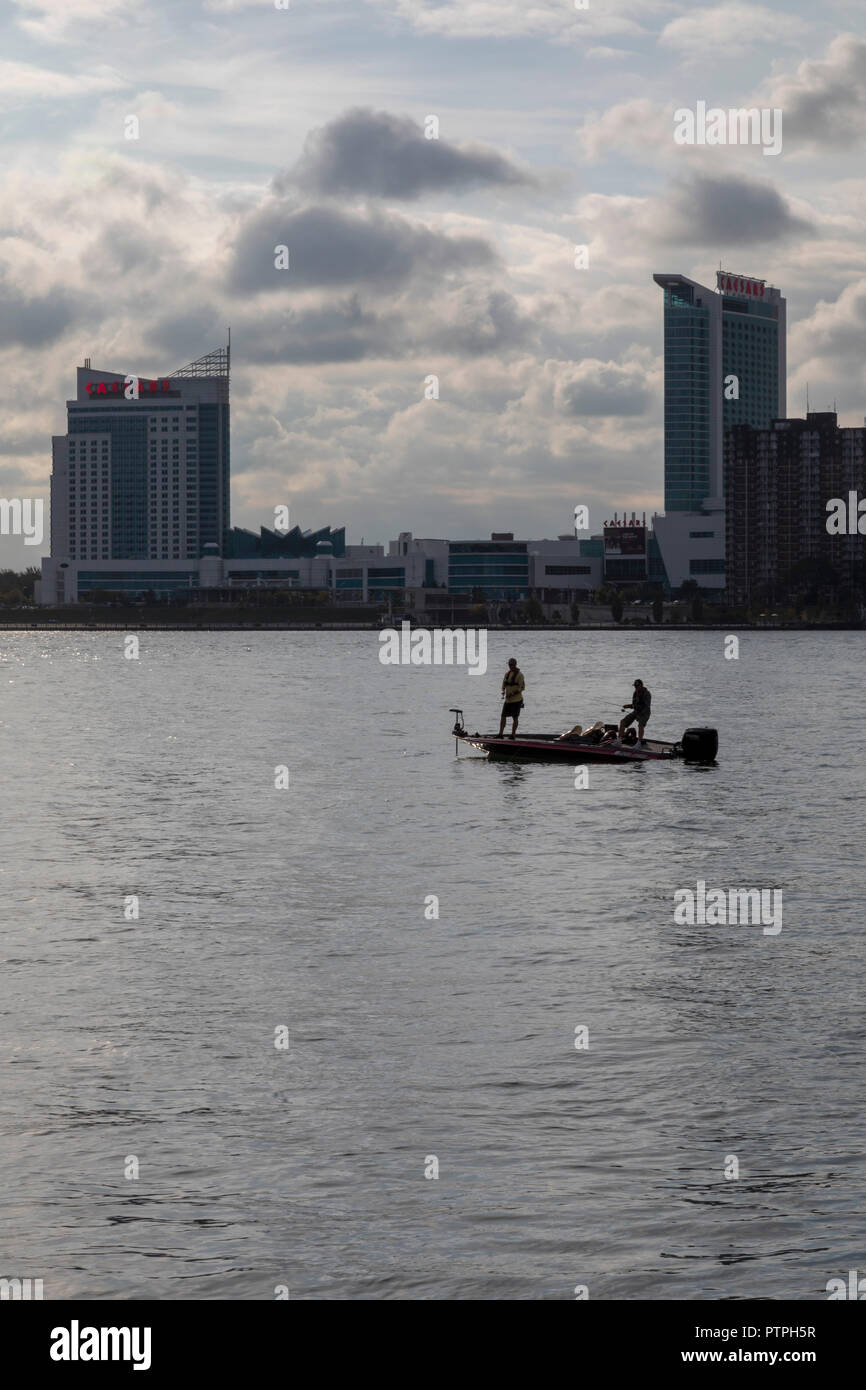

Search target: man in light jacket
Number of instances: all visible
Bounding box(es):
[498,658,525,738]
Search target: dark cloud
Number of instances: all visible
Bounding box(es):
[0,273,78,347]
[665,174,812,246]
[281,108,535,200]
[558,364,651,418]
[229,285,532,366]
[425,288,536,356]
[777,36,866,150]
[149,305,230,366]
[0,432,48,457]
[228,201,496,292]
[88,221,171,276]
[233,297,399,364]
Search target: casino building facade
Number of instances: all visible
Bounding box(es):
[40,348,231,604]
[39,346,444,605]
[651,270,786,592]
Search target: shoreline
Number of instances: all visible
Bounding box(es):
[0,621,861,633]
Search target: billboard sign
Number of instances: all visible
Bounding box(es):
[604,525,646,556]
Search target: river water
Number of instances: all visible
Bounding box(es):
[1,629,864,1300]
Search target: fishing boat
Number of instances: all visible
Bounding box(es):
[449,709,718,764]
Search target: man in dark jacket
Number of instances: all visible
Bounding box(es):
[619,679,651,743]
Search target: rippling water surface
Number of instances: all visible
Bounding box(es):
[1,629,864,1300]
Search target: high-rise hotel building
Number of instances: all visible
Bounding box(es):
[41,347,229,603]
[37,344,432,605]
[651,270,786,591]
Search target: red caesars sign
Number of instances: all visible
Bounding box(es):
[717,271,766,299]
[84,378,173,397]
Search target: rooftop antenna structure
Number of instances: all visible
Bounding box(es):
[168,341,231,378]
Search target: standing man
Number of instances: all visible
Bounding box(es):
[498,657,525,738]
[619,678,651,744]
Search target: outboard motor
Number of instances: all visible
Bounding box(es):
[681,727,718,763]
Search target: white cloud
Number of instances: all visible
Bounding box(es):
[363,0,675,43]
[0,59,124,107]
[788,277,866,412]
[791,277,866,358]
[202,0,278,9]
[660,3,807,59]
[11,0,130,42]
[576,34,866,165]
[577,98,672,164]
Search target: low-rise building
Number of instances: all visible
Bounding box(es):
[528,535,601,599]
[447,534,530,600]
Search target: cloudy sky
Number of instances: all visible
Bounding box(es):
[2,0,865,565]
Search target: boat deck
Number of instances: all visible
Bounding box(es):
[457,731,677,762]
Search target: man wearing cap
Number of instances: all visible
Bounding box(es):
[498,657,525,739]
[619,679,651,744]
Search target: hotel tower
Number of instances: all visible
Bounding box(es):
[651,270,786,591]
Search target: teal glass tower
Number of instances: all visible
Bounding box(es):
[653,271,786,511]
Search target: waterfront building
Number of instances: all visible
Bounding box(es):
[725,412,866,606]
[652,269,786,592]
[39,535,426,605]
[41,348,230,603]
[447,535,530,600]
[388,532,449,589]
[527,535,601,599]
